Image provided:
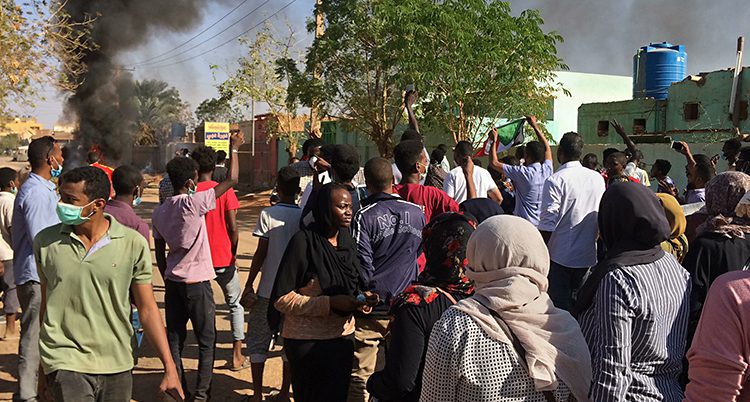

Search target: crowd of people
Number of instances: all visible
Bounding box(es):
[3,97,750,402]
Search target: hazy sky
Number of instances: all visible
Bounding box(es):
[19,0,750,128]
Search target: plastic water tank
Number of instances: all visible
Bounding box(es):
[632,42,687,100]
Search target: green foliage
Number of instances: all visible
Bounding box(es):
[195,97,243,124]
[134,80,187,145]
[0,134,20,151]
[282,0,565,155]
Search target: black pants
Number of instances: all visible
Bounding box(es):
[547,262,588,312]
[47,370,132,402]
[285,336,354,402]
[165,280,216,401]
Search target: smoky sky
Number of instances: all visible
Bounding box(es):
[62,0,227,164]
[511,0,750,76]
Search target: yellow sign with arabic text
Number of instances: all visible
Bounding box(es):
[204,122,230,154]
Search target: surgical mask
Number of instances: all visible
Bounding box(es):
[186,179,197,196]
[56,201,96,226]
[132,197,142,207]
[10,186,16,195]
[418,162,428,182]
[50,157,63,178]
[132,186,142,207]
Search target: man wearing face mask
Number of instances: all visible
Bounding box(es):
[105,165,150,242]
[11,135,63,402]
[33,167,183,401]
[151,133,243,401]
[393,140,459,223]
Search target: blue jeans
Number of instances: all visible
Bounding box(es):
[214,266,245,341]
[547,262,588,312]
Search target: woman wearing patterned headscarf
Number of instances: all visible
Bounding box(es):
[682,171,750,383]
[367,212,477,402]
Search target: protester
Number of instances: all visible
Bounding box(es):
[488,115,551,225]
[269,183,375,402]
[213,149,228,182]
[539,132,605,311]
[12,135,63,401]
[656,193,689,263]
[436,144,450,173]
[685,163,716,204]
[243,167,301,402]
[158,173,174,205]
[604,152,639,186]
[684,270,750,401]
[190,145,247,371]
[368,212,477,402]
[87,151,115,195]
[651,159,678,195]
[152,133,243,401]
[392,131,429,186]
[576,182,690,401]
[682,173,750,347]
[105,165,150,242]
[35,167,183,401]
[420,215,592,402]
[0,167,18,340]
[581,153,600,171]
[290,138,324,196]
[392,90,430,185]
[300,144,366,213]
[612,120,651,186]
[349,157,426,402]
[459,198,503,224]
[722,138,742,171]
[424,147,447,189]
[445,141,502,204]
[495,155,517,214]
[393,140,458,223]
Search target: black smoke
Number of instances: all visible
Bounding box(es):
[511,0,750,77]
[63,0,220,165]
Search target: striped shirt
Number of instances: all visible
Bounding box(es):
[578,254,691,402]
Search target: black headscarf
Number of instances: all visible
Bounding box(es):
[268,183,363,329]
[459,198,504,224]
[574,182,670,315]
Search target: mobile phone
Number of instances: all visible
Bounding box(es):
[671,141,684,151]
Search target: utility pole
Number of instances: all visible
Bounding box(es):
[251,98,256,156]
[309,0,324,139]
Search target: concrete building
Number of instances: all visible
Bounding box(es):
[1,116,43,140]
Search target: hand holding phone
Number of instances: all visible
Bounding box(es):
[671,141,685,152]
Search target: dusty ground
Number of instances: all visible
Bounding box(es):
[0,164,285,401]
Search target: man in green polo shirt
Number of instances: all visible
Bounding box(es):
[34,166,183,401]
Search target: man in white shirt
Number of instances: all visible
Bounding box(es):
[489,115,553,226]
[539,132,606,311]
[443,141,503,204]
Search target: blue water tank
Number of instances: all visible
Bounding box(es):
[632,42,687,100]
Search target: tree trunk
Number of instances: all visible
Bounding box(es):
[374,128,394,158]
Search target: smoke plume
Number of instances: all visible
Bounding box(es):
[63,0,218,165]
[511,0,750,77]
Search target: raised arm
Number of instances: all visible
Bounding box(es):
[677,141,698,169]
[489,127,504,172]
[460,157,477,200]
[527,115,552,161]
[405,90,420,135]
[213,133,244,199]
[612,119,638,157]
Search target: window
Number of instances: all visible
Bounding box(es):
[684,102,700,120]
[633,118,646,134]
[597,121,609,137]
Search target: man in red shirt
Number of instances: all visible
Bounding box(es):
[88,151,115,198]
[190,146,248,370]
[393,139,459,223]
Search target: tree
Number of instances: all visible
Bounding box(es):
[195,97,243,124]
[133,79,187,145]
[394,0,566,145]
[218,23,304,160]
[0,0,95,117]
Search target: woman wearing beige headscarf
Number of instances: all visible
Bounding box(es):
[419,215,592,402]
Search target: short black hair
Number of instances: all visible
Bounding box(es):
[559,132,583,160]
[319,144,336,162]
[607,152,628,168]
[695,163,716,183]
[395,140,424,175]
[430,147,445,165]
[276,166,300,197]
[653,159,672,175]
[190,145,217,174]
[364,157,393,192]
[400,128,422,143]
[112,165,143,197]
[630,149,644,162]
[216,150,227,163]
[582,153,599,170]
[331,144,360,182]
[725,138,742,152]
[472,158,483,168]
[602,147,619,162]
[166,156,198,191]
[501,155,520,166]
[87,152,100,164]
[694,154,711,166]
[60,166,111,202]
[454,141,474,159]
[525,141,545,162]
[437,144,448,153]
[514,145,525,160]
[304,138,324,157]
[28,136,56,169]
[0,168,17,188]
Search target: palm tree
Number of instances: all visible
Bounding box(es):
[134,79,186,145]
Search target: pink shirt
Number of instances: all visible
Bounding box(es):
[152,189,216,283]
[685,270,750,402]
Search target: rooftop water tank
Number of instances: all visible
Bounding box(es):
[633,42,687,100]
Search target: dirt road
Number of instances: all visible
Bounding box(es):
[0,179,285,401]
